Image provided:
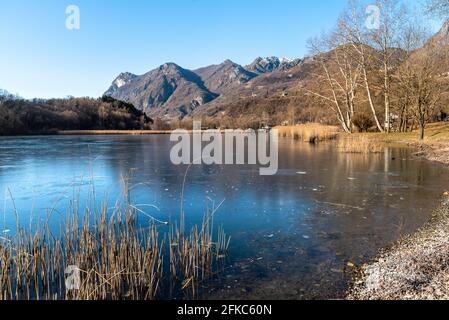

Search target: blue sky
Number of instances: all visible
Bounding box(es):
[0,0,432,99]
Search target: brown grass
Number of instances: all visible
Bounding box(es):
[336,122,449,154]
[169,214,230,297]
[0,186,229,300]
[275,124,339,143]
[0,203,163,300]
[337,134,387,154]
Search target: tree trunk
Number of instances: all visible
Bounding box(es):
[420,124,425,140]
[384,64,390,134]
[363,67,384,132]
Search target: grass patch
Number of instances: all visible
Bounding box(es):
[275,124,339,143]
[337,122,449,153]
[337,134,387,154]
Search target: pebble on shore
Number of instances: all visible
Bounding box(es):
[347,198,449,300]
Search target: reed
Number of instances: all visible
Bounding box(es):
[0,203,162,300]
[275,124,339,143]
[169,201,230,297]
[337,134,386,154]
[0,193,229,300]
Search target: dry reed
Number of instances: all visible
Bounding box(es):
[275,124,339,143]
[0,203,163,300]
[0,191,230,300]
[337,134,386,154]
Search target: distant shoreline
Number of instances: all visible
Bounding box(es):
[1,128,276,137]
[57,128,274,135]
[57,130,175,135]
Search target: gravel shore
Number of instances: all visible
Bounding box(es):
[348,197,449,300]
[347,143,449,300]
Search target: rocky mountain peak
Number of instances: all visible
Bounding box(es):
[105,72,138,96]
[428,19,449,46]
[439,19,449,36]
[159,62,180,72]
[104,63,217,118]
[193,60,257,94]
[0,88,11,96]
[245,56,302,74]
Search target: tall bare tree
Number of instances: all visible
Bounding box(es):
[366,0,409,133]
[305,32,362,133]
[393,18,431,132]
[399,43,443,139]
[337,1,385,132]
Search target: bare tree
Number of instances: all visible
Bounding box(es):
[338,0,385,132]
[366,0,409,133]
[304,31,362,133]
[427,0,449,18]
[393,18,431,132]
[399,44,443,139]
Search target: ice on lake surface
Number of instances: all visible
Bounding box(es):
[1,135,448,299]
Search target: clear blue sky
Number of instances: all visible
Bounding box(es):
[0,0,429,99]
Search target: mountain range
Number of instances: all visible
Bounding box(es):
[104,21,449,124]
[104,56,304,119]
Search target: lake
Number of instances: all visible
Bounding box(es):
[1,135,448,299]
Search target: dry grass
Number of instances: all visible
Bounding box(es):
[0,202,163,300]
[275,124,339,143]
[342,122,449,144]
[169,213,230,297]
[337,134,387,154]
[384,122,449,143]
[0,187,230,300]
[336,122,449,155]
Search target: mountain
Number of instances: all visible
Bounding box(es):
[104,56,303,118]
[411,20,449,70]
[193,60,257,94]
[192,57,316,119]
[105,63,217,118]
[0,88,11,96]
[245,57,302,74]
[428,20,449,47]
[104,72,138,97]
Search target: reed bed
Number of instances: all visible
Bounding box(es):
[337,134,386,154]
[169,202,230,298]
[275,124,339,143]
[0,196,230,300]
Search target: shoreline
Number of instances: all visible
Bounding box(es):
[347,197,449,300]
[346,135,449,300]
[0,128,275,137]
[57,130,174,135]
